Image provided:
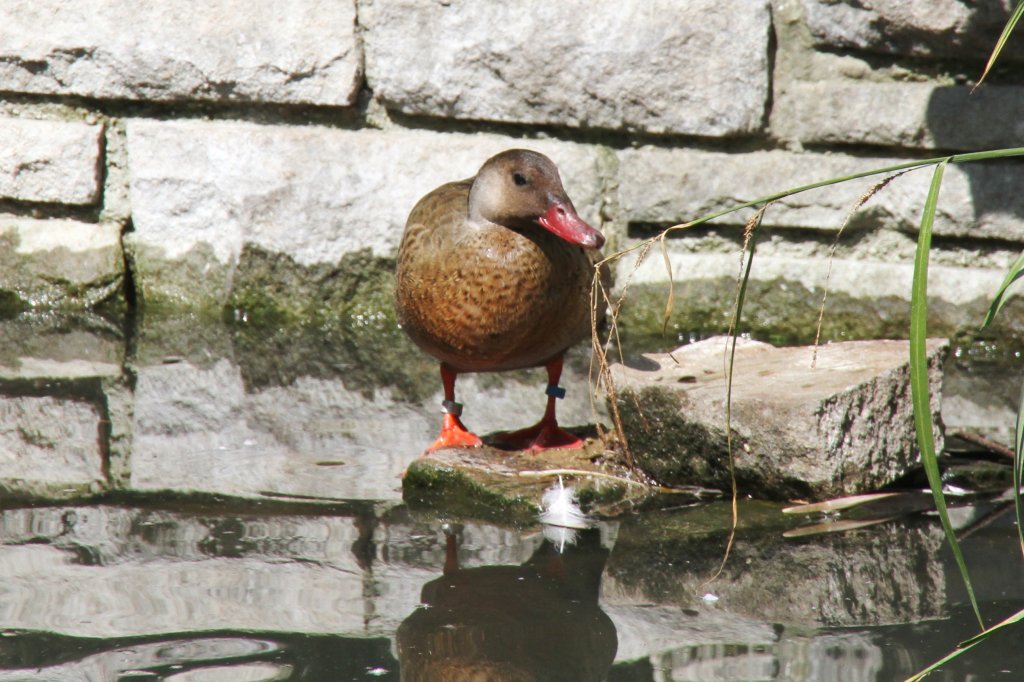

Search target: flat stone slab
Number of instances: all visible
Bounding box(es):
[610,336,948,500]
[402,437,659,524]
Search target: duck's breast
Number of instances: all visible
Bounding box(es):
[396,186,595,372]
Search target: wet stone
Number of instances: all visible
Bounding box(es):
[0,504,372,638]
[0,395,106,498]
[402,435,647,525]
[0,219,124,310]
[604,501,948,628]
[0,314,126,499]
[611,336,948,500]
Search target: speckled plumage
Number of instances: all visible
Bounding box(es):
[395,152,601,374]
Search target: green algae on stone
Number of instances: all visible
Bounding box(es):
[0,221,125,311]
[125,239,233,314]
[226,246,437,402]
[0,479,108,504]
[402,439,647,524]
[0,291,29,319]
[227,246,397,328]
[615,385,734,488]
[403,456,539,526]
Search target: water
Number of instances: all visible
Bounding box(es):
[1,311,1023,680]
[1,496,1022,680]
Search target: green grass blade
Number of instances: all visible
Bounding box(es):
[660,235,675,335]
[975,0,1024,89]
[727,217,760,398]
[651,147,1024,241]
[981,249,1024,328]
[1016,380,1024,557]
[709,206,766,584]
[600,146,1024,272]
[909,159,984,629]
[905,607,1024,681]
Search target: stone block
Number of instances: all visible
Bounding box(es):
[129,354,431,501]
[0,316,125,499]
[775,81,1024,151]
[610,336,948,499]
[801,0,1021,61]
[606,507,948,628]
[942,354,1020,445]
[619,252,1005,322]
[363,0,770,136]
[0,395,106,497]
[616,146,1024,242]
[0,117,102,205]
[129,352,601,503]
[125,120,603,307]
[0,0,361,105]
[0,505,369,638]
[0,218,124,308]
[0,315,124,376]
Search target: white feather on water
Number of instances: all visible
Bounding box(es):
[538,476,590,530]
[542,524,579,552]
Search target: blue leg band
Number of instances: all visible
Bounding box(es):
[545,384,566,399]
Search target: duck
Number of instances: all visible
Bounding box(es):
[396,526,617,679]
[395,149,605,452]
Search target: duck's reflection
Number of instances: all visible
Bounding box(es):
[397,527,617,681]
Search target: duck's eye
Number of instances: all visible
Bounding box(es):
[512,172,528,187]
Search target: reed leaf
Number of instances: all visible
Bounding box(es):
[974,0,1024,90]
[1016,381,1024,557]
[706,205,767,585]
[909,159,983,629]
[660,234,675,335]
[980,249,1024,329]
[906,607,1024,681]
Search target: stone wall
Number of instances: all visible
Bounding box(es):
[2,0,1023,336]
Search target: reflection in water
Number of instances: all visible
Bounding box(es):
[0,630,398,681]
[0,500,1022,679]
[397,528,617,682]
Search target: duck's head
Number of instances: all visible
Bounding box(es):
[468,149,605,250]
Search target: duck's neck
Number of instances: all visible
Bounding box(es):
[467,178,490,227]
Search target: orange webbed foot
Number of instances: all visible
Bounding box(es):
[427,412,483,452]
[494,418,583,452]
[493,371,584,451]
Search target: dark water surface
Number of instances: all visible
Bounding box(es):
[1,496,1023,680]
[1,311,1023,680]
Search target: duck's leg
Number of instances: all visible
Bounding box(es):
[427,363,483,452]
[495,355,583,451]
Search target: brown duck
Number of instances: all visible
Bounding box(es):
[395,149,605,451]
